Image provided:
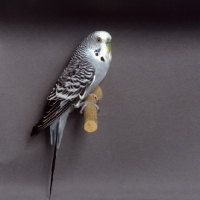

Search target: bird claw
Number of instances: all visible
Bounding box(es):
[80,101,100,114]
[88,93,99,103]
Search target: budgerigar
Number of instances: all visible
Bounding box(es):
[31,31,112,197]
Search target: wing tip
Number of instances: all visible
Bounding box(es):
[31,125,40,136]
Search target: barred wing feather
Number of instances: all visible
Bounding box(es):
[31,61,95,136]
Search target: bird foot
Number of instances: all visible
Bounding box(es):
[80,101,100,114]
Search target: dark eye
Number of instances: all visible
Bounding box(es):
[96,37,102,43]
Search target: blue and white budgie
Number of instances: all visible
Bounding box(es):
[31,31,112,197]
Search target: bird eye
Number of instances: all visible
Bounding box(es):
[96,37,102,43]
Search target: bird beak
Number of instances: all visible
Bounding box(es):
[106,40,111,52]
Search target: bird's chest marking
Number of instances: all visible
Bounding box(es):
[100,56,105,62]
[94,48,105,62]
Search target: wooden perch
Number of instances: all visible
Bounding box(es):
[83,86,103,133]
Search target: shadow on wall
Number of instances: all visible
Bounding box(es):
[0,0,200,20]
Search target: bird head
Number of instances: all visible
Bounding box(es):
[93,31,112,52]
[85,31,112,62]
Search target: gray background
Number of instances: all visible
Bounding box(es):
[1,1,200,200]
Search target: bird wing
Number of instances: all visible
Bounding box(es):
[31,60,95,135]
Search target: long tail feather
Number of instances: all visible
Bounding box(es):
[50,141,57,199]
[49,108,73,199]
[49,141,57,199]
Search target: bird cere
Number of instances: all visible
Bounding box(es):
[31,31,112,197]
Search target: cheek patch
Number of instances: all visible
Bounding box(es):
[94,48,101,53]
